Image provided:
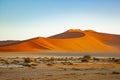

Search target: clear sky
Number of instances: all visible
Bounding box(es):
[0,0,120,40]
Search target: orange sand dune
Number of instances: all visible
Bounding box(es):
[0,29,120,52]
[84,30,120,48]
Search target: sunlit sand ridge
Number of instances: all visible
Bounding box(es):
[0,29,120,52]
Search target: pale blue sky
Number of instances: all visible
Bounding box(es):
[0,0,120,40]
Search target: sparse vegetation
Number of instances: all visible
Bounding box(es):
[0,56,120,80]
[46,63,54,66]
[0,56,120,69]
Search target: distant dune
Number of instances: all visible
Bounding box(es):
[0,29,120,52]
[0,40,20,47]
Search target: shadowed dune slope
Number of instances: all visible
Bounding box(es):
[0,29,120,52]
[0,40,21,46]
[48,29,85,39]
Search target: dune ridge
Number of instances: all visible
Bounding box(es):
[0,29,120,52]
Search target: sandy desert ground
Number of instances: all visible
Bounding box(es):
[0,63,120,80]
[0,52,120,80]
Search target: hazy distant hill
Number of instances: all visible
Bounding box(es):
[0,40,21,47]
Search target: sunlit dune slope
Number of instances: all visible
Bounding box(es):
[0,37,61,52]
[84,30,120,48]
[0,29,119,52]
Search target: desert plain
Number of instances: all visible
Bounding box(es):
[0,52,120,80]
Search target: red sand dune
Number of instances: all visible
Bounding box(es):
[0,29,120,52]
[84,30,120,48]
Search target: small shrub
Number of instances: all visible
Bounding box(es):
[24,57,31,63]
[112,71,120,74]
[71,68,81,71]
[46,63,53,66]
[61,62,73,65]
[83,55,91,59]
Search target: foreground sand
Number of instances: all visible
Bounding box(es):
[0,63,120,80]
[0,52,120,80]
